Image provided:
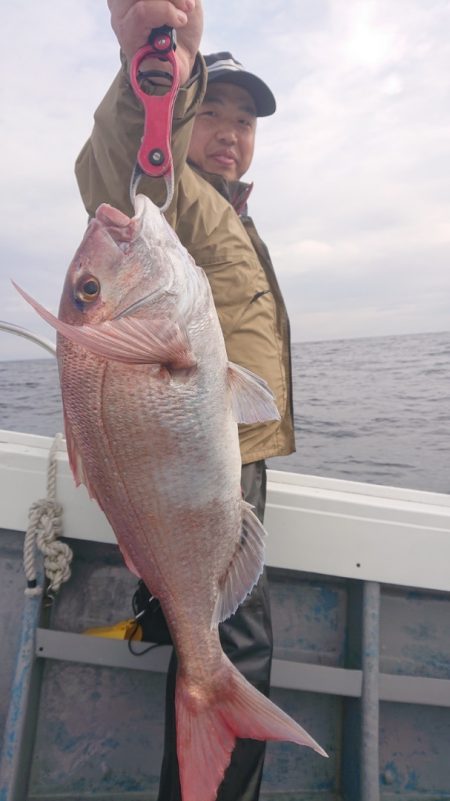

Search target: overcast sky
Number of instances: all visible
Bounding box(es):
[1,0,450,360]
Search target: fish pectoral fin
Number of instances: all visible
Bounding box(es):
[70,316,196,367]
[227,362,280,424]
[12,283,195,368]
[211,501,267,628]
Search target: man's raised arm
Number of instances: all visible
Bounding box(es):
[75,0,205,217]
[108,0,203,83]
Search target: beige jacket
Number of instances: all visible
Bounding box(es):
[75,56,295,464]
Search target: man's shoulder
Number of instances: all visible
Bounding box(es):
[175,165,238,230]
[176,164,254,227]
[185,163,253,211]
[171,165,258,269]
[179,163,228,205]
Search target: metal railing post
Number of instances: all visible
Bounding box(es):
[361,580,381,801]
[0,591,44,801]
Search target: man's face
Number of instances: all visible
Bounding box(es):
[188,82,257,181]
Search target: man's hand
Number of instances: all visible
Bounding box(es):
[107,0,203,84]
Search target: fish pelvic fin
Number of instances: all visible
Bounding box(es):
[227,362,280,424]
[64,412,89,490]
[176,657,327,801]
[64,407,142,577]
[211,501,266,628]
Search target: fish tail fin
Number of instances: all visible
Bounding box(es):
[176,657,327,801]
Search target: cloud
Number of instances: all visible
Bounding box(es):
[1,1,450,360]
[241,0,450,341]
[0,2,117,359]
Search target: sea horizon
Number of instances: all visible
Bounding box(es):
[1,329,449,495]
[1,325,449,363]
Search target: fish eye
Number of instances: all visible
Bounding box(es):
[76,276,100,303]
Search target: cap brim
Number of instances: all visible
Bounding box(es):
[207,70,276,117]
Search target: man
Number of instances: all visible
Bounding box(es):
[75,2,295,798]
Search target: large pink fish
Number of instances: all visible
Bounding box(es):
[15,195,326,800]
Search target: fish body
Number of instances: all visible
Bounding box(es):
[16,195,326,801]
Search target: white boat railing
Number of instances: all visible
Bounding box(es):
[1,428,450,592]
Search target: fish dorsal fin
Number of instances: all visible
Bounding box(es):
[227,362,280,424]
[211,501,267,628]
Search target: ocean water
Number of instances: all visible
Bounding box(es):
[1,330,449,494]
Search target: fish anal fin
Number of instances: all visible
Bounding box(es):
[176,657,327,801]
[227,362,280,424]
[211,501,267,628]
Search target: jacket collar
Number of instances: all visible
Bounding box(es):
[188,161,254,216]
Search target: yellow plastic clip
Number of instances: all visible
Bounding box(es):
[84,619,143,641]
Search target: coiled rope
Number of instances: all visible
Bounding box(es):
[23,432,73,596]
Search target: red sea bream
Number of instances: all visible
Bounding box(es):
[15,195,326,801]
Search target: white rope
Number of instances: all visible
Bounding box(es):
[23,432,73,596]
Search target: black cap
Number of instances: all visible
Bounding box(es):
[203,52,276,117]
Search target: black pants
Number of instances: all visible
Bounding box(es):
[146,460,273,801]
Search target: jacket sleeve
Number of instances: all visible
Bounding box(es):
[74,54,207,219]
